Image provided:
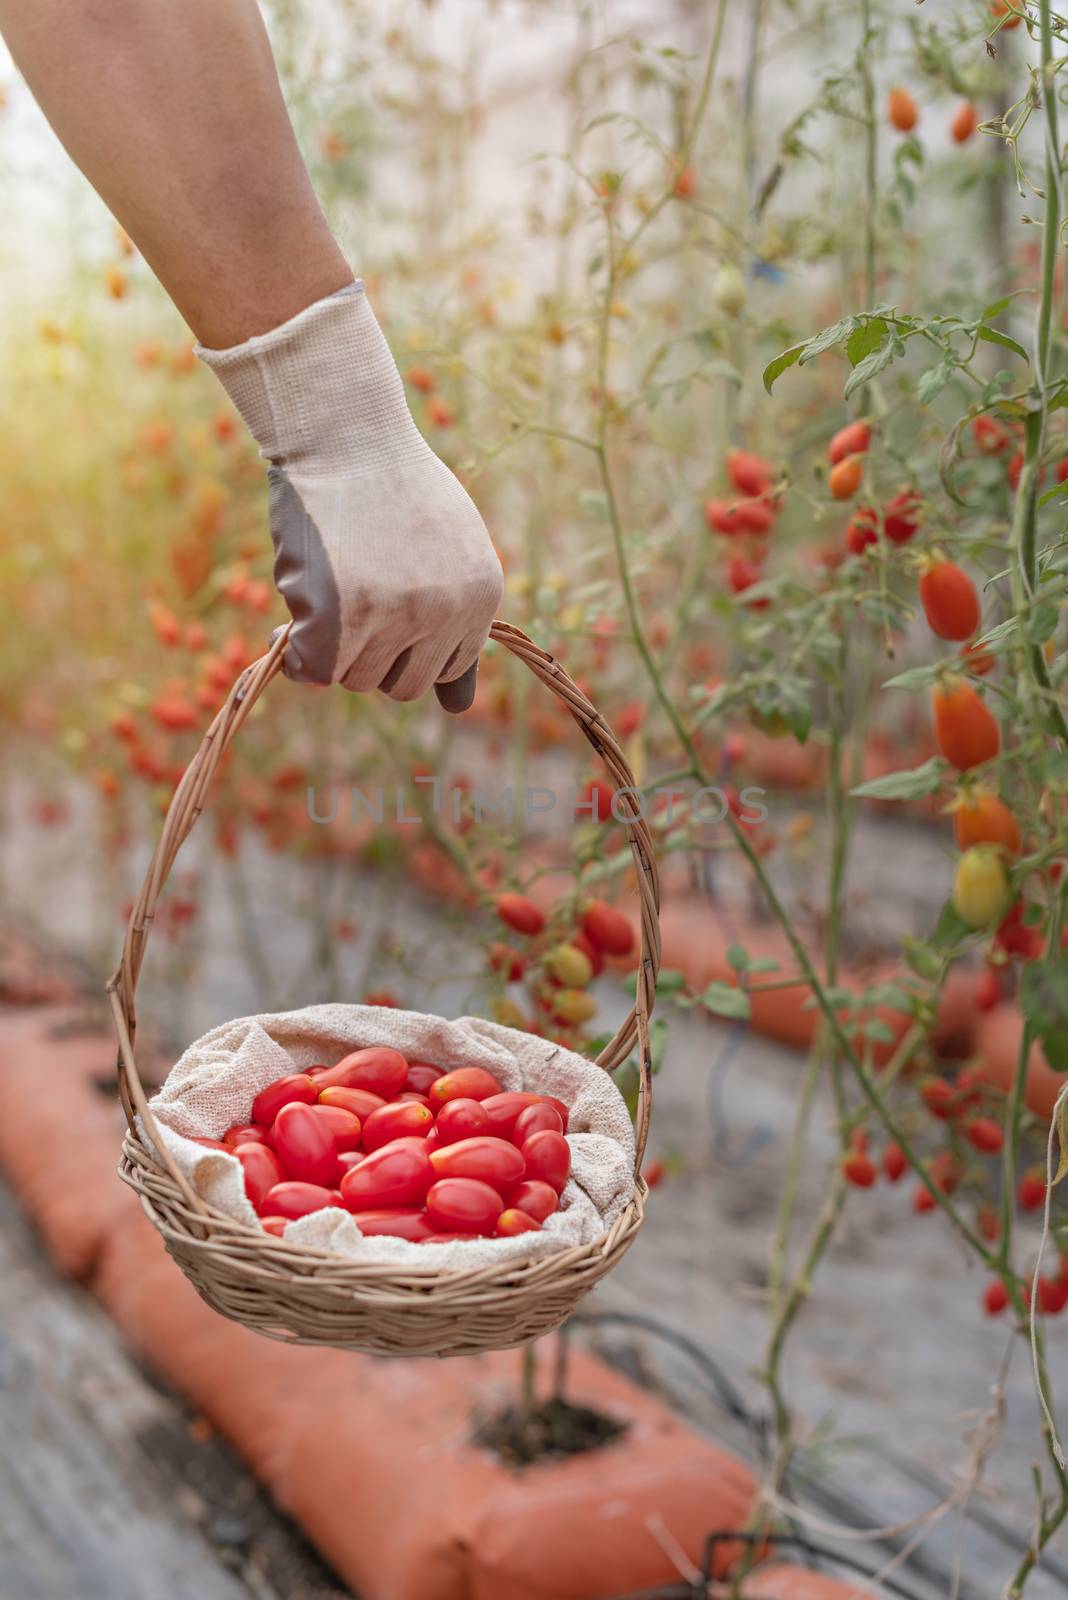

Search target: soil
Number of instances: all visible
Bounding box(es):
[473,1397,628,1467]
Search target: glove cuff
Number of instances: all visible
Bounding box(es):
[195,282,425,475]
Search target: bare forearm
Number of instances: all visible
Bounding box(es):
[0,0,351,343]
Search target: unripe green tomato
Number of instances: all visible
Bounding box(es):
[952,847,1008,929]
[714,263,747,316]
[554,988,598,1025]
[546,943,593,988]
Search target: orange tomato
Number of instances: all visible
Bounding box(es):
[990,0,1022,28]
[952,792,1021,855]
[887,87,919,132]
[933,681,1001,771]
[951,101,978,144]
[828,455,864,500]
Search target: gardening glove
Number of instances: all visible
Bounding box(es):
[196,281,503,711]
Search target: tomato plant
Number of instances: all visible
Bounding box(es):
[7,0,1068,1585]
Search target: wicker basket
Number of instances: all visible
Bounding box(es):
[107,621,661,1357]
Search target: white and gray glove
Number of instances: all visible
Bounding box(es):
[196,282,503,710]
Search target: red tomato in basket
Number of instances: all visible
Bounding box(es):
[481,1091,543,1137]
[497,1208,542,1236]
[405,1061,445,1093]
[483,1091,570,1138]
[429,1136,526,1192]
[235,1143,283,1212]
[260,1215,289,1237]
[336,1150,366,1173]
[428,1067,503,1109]
[263,1181,336,1219]
[305,1065,329,1078]
[223,1122,270,1148]
[191,1137,230,1152]
[309,1103,363,1152]
[505,1179,559,1222]
[317,1085,387,1121]
[313,1047,408,1098]
[395,1091,431,1107]
[362,1100,434,1151]
[339,1137,433,1210]
[426,1177,503,1234]
[435,1098,491,1145]
[272,1102,339,1188]
[513,1103,563,1144]
[419,1232,479,1244]
[521,1131,571,1193]
[350,1209,436,1241]
[251,1073,317,1127]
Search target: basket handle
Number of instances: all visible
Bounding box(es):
[107,620,661,1205]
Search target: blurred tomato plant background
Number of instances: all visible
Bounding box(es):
[3,0,1068,1590]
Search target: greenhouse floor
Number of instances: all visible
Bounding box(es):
[0,1181,349,1600]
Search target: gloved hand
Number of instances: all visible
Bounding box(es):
[196,282,503,711]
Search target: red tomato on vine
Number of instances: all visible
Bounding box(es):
[932,681,1000,770]
[919,561,980,641]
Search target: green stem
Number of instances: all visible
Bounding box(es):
[519,1343,537,1417]
[1009,0,1068,748]
[767,1039,823,1305]
[859,0,877,310]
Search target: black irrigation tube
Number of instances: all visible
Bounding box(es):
[607,1530,929,1600]
[571,1309,1041,1600]
[570,1308,769,1459]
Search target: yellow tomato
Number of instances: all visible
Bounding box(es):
[554,988,598,1024]
[952,847,1008,929]
[546,943,593,989]
[492,997,527,1030]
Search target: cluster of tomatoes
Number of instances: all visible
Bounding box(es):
[489,893,634,1037]
[885,5,1021,145]
[702,449,783,607]
[193,1047,573,1243]
[841,1110,1061,1319]
[983,1260,1068,1320]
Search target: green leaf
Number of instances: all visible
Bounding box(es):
[763,343,805,393]
[655,969,687,996]
[864,982,912,1011]
[976,324,1029,363]
[863,1018,897,1044]
[882,663,944,691]
[846,316,888,367]
[696,981,751,1021]
[917,361,953,404]
[1021,961,1068,1072]
[843,335,901,400]
[1028,599,1061,645]
[1053,1089,1068,1186]
[1037,482,1068,509]
[850,758,946,801]
[649,1017,670,1075]
[902,936,943,981]
[749,957,782,974]
[799,315,856,363]
[579,490,609,520]
[981,293,1023,322]
[930,899,974,949]
[726,943,750,971]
